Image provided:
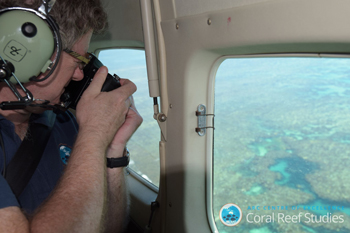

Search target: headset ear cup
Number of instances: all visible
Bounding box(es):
[30,14,62,83]
[41,59,54,73]
[0,9,58,83]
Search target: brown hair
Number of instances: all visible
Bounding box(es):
[0,0,108,49]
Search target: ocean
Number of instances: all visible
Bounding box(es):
[214,57,350,233]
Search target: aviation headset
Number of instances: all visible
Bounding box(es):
[0,0,61,106]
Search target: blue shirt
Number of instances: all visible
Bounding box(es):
[0,110,78,214]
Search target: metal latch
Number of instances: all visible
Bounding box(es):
[195,104,214,136]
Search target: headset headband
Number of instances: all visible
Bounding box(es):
[39,0,56,15]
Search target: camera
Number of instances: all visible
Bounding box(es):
[60,54,121,110]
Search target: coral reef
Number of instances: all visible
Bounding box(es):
[213,58,350,233]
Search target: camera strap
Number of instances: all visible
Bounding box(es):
[4,116,54,199]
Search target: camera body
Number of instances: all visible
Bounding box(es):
[60,54,121,110]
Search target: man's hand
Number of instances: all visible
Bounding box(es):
[107,92,143,158]
[75,66,138,150]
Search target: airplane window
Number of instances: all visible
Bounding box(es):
[213,57,350,233]
[99,49,160,187]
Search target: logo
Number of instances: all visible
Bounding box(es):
[59,144,71,165]
[4,40,28,62]
[219,203,243,226]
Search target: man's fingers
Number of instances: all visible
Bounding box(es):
[116,79,137,99]
[83,66,108,95]
[81,70,137,111]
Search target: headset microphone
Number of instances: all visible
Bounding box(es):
[0,0,62,111]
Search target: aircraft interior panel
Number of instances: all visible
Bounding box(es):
[89,0,350,232]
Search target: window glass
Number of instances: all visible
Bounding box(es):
[213,57,350,233]
[99,49,160,187]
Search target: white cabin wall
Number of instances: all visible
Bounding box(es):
[164,0,272,19]
[89,0,350,232]
[90,0,144,51]
[156,0,350,232]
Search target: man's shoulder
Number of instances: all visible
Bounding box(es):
[0,175,19,209]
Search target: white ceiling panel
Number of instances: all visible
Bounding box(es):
[173,0,273,18]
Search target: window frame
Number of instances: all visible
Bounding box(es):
[207,53,350,233]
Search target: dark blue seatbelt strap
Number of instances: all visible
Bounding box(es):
[3,113,55,199]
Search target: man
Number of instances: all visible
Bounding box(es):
[0,0,143,232]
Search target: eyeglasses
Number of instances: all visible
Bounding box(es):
[63,48,91,70]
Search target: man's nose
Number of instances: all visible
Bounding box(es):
[72,67,84,81]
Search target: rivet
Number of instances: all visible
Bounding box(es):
[176,23,179,30]
[207,18,212,25]
[158,113,167,122]
[169,104,173,108]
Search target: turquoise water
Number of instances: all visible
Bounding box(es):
[214,57,350,233]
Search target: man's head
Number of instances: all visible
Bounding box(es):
[0,0,107,50]
[0,0,108,109]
